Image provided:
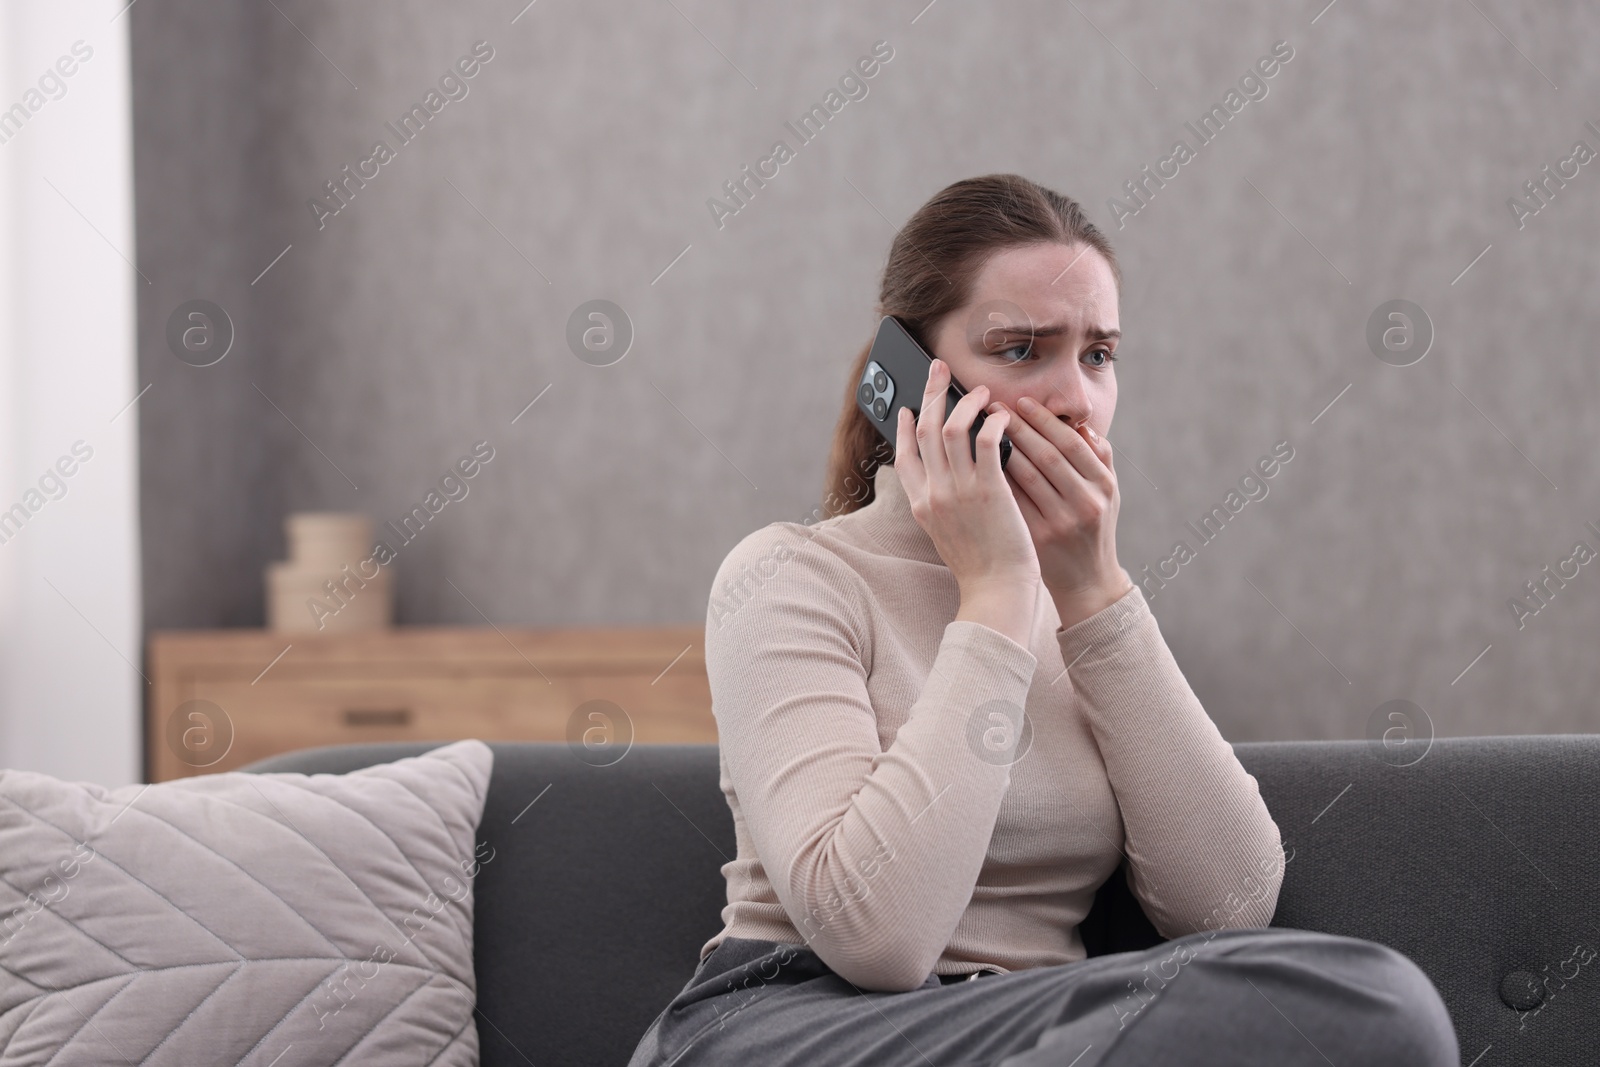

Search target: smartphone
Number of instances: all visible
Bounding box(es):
[856,315,1013,469]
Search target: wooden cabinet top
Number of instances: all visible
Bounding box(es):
[149,625,708,671]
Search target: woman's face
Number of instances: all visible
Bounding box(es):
[925,241,1119,444]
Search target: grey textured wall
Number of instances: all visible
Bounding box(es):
[132,0,1600,742]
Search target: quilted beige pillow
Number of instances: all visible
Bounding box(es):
[0,739,493,1066]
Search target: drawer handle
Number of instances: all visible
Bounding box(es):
[342,708,412,727]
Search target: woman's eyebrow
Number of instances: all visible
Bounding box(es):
[988,322,1121,340]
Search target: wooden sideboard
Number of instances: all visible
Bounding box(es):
[146,626,715,783]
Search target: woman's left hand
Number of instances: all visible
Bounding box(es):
[986,396,1134,629]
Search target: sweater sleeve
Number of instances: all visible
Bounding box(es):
[707,526,1038,992]
[1056,584,1284,936]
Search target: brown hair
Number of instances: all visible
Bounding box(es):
[820,174,1121,518]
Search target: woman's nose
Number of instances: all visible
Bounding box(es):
[1035,378,1091,427]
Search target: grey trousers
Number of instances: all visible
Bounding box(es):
[626,927,1459,1067]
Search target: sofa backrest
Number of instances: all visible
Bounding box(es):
[245,741,733,1067]
[244,736,1600,1067]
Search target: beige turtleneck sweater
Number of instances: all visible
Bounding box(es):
[699,463,1284,993]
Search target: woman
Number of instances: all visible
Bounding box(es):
[629,174,1458,1066]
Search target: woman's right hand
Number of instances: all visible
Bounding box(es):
[894,359,1041,635]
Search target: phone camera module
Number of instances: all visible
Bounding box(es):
[860,360,897,421]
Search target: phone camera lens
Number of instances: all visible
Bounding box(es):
[858,382,875,406]
[873,398,888,420]
[873,371,888,392]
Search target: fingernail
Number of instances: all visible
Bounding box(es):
[1019,396,1037,411]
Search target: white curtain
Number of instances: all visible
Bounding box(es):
[0,1,141,784]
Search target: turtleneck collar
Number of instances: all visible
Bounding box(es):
[855,463,945,566]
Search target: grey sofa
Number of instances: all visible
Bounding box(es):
[243,736,1600,1066]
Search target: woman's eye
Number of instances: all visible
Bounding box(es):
[995,341,1034,363]
[1082,347,1118,368]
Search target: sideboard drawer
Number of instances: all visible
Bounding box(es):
[148,627,714,782]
